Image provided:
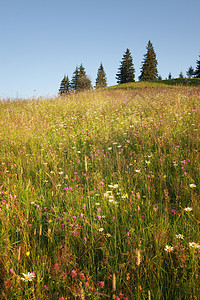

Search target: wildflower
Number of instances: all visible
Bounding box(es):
[171,209,176,214]
[10,268,15,274]
[184,207,192,212]
[175,234,184,239]
[106,233,112,237]
[97,215,101,220]
[26,251,30,257]
[135,170,141,173]
[97,281,105,287]
[99,228,104,232]
[145,160,150,164]
[189,242,200,249]
[164,245,174,253]
[21,272,35,281]
[72,270,77,277]
[190,183,196,188]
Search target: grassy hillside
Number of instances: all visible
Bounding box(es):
[0,85,200,299]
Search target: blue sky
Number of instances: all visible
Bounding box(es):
[0,0,200,99]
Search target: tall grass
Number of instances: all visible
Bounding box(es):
[0,85,199,299]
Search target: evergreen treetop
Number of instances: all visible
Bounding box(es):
[59,75,70,95]
[195,54,200,78]
[116,48,135,84]
[95,63,107,88]
[139,40,158,81]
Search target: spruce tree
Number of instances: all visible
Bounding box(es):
[116,48,135,84]
[95,63,107,88]
[71,66,79,91]
[186,66,195,78]
[195,54,200,78]
[77,64,92,91]
[71,65,92,92]
[139,41,158,81]
[59,75,70,94]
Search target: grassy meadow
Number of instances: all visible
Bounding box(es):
[0,84,200,299]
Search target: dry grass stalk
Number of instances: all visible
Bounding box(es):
[136,248,141,266]
[79,283,85,300]
[112,273,116,292]
[18,245,21,262]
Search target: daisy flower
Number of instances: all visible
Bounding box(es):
[164,245,174,253]
[21,272,35,282]
[189,242,200,249]
[184,207,192,212]
[190,184,196,188]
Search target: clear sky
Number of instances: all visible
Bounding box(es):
[0,0,200,99]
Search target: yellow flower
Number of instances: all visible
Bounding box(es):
[26,251,30,257]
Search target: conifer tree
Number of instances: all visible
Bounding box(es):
[139,41,158,81]
[59,75,70,94]
[71,65,92,92]
[95,63,107,88]
[77,64,92,90]
[186,66,195,78]
[116,48,135,84]
[71,66,79,91]
[195,54,200,78]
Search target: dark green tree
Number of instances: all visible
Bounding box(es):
[116,48,135,84]
[77,64,92,91]
[179,71,184,79]
[195,54,200,78]
[59,75,70,94]
[186,66,195,78]
[95,63,107,88]
[71,65,92,92]
[139,41,158,81]
[71,66,79,91]
[168,72,172,80]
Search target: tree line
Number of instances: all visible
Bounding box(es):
[59,40,200,94]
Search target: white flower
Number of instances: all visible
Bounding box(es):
[135,170,141,173]
[108,184,118,189]
[106,233,112,237]
[190,183,196,188]
[189,242,200,249]
[184,207,193,212]
[145,160,150,164]
[99,228,104,232]
[175,234,184,239]
[164,245,174,253]
[21,272,35,282]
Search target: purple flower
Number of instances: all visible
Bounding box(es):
[172,209,176,214]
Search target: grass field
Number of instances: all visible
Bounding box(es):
[0,83,200,299]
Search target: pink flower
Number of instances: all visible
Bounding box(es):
[59,297,65,300]
[97,215,101,220]
[10,268,15,274]
[79,273,85,280]
[72,216,76,220]
[98,281,104,287]
[71,270,77,277]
